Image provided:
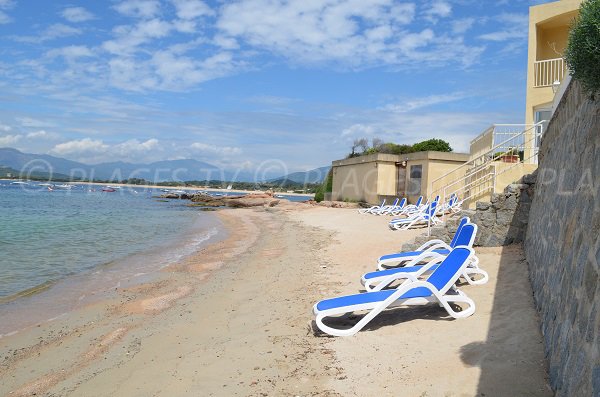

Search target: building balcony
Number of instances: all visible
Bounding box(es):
[533,57,567,88]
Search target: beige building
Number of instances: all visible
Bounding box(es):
[525,0,581,128]
[331,151,468,205]
[332,1,582,208]
[429,0,583,208]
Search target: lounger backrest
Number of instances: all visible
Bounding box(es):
[453,223,477,248]
[398,198,407,208]
[449,217,469,247]
[427,201,438,217]
[391,198,399,206]
[415,196,423,207]
[426,247,473,293]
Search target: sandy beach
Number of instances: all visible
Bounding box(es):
[0,205,551,396]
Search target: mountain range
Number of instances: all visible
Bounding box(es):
[0,147,330,184]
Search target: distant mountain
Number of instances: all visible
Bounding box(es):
[0,148,254,182]
[269,166,331,185]
[0,165,73,180]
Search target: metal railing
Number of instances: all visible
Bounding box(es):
[534,57,566,88]
[430,121,545,209]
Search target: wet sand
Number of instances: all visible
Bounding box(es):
[0,205,551,396]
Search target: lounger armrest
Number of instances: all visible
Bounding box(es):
[403,251,445,268]
[412,256,445,277]
[370,273,419,292]
[416,239,448,251]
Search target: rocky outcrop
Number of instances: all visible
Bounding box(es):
[313,200,360,209]
[169,192,283,208]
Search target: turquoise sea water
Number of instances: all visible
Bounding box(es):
[0,182,226,335]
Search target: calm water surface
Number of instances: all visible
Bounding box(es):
[0,182,225,335]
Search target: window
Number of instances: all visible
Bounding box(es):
[407,165,422,195]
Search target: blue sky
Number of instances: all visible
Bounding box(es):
[0,0,553,174]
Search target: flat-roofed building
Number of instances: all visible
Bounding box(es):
[331,151,469,205]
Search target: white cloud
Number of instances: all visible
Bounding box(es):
[171,0,213,19]
[16,117,55,128]
[50,138,161,163]
[61,7,95,23]
[216,0,424,66]
[452,18,475,35]
[478,13,528,42]
[26,130,59,140]
[341,123,378,138]
[43,23,81,40]
[384,92,467,112]
[0,10,9,24]
[103,19,172,55]
[0,0,13,24]
[0,124,11,132]
[114,0,162,19]
[46,45,94,61]
[423,1,452,23]
[51,138,109,157]
[190,142,242,156]
[0,134,21,146]
[14,23,81,43]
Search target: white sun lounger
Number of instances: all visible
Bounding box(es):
[358,199,386,214]
[371,220,488,287]
[313,247,477,336]
[388,201,441,230]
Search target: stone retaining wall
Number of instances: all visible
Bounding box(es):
[524,80,600,396]
[401,176,535,251]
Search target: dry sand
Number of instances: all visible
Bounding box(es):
[0,205,551,396]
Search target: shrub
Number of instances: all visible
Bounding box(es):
[314,169,333,202]
[411,138,453,152]
[565,0,600,97]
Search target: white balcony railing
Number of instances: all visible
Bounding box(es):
[534,57,566,88]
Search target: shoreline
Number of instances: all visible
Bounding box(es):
[0,205,550,396]
[0,178,315,197]
[0,208,226,338]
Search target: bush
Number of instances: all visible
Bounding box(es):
[411,138,453,152]
[314,169,333,202]
[565,0,600,97]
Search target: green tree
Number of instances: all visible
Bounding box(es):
[411,138,453,152]
[565,0,600,97]
[378,143,415,155]
[314,169,333,202]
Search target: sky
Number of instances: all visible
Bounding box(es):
[0,0,554,174]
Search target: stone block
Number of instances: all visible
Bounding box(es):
[522,172,538,185]
[476,201,491,211]
[504,194,518,210]
[496,210,514,226]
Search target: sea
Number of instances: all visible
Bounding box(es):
[0,181,311,337]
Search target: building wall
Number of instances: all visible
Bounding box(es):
[525,0,582,126]
[331,161,380,203]
[426,159,469,201]
[376,162,397,196]
[524,79,600,396]
[331,152,468,205]
[405,160,427,203]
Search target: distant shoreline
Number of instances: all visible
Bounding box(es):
[0,179,315,198]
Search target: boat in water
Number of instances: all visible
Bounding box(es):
[102,187,116,192]
[54,184,75,190]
